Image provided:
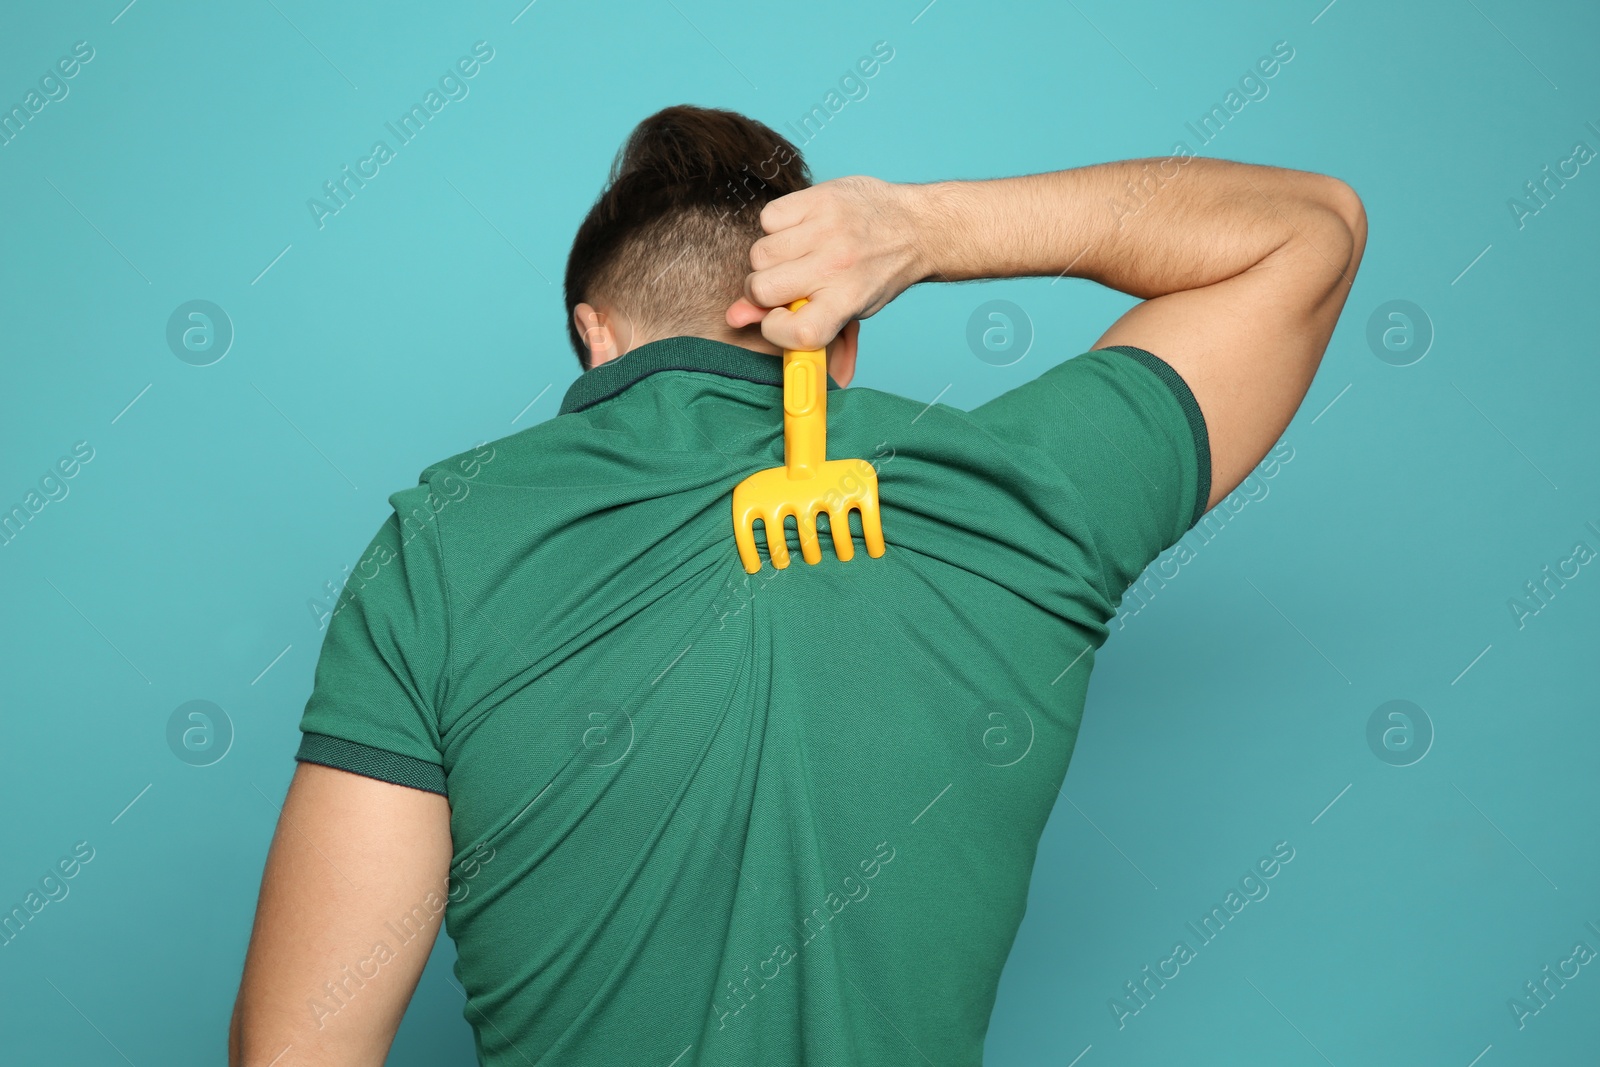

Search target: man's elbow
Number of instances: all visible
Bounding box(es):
[1317,176,1368,269]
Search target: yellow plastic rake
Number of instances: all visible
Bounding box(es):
[732,298,886,574]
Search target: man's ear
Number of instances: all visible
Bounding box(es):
[827,318,860,387]
[574,302,623,368]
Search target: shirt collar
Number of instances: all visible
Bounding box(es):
[558,335,841,416]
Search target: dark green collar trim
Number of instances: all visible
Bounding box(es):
[559,335,840,416]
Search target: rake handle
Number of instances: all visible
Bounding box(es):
[781,299,827,479]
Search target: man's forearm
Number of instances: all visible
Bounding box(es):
[913,158,1360,300]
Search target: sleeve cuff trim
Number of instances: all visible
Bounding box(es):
[1099,345,1212,529]
[295,732,447,796]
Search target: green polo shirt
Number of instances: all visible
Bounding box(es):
[295,335,1208,1066]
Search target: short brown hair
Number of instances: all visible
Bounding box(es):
[563,105,812,369]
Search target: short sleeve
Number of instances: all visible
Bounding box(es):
[967,346,1211,601]
[295,478,453,796]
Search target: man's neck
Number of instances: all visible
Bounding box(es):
[624,325,781,359]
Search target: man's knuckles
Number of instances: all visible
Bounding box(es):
[747,275,783,307]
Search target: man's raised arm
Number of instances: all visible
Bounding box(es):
[728,158,1367,508]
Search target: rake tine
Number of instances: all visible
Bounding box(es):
[826,507,855,562]
[796,508,824,565]
[764,514,792,570]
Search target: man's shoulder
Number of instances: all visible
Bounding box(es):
[412,413,586,494]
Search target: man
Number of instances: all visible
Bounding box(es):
[231,105,1364,1065]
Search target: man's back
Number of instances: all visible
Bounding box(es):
[297,335,1206,1064]
[230,106,1363,1065]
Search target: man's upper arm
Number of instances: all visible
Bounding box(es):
[230,762,453,1066]
[1094,180,1367,509]
[232,471,461,1063]
[967,345,1209,607]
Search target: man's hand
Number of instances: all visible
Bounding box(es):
[229,762,453,1066]
[726,175,934,352]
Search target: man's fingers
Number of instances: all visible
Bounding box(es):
[735,177,897,348]
[761,293,849,352]
[758,305,805,349]
[728,294,849,350]
[725,296,766,330]
[759,187,814,235]
[741,252,828,312]
[749,220,820,271]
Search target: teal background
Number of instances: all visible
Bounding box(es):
[2,0,1597,1063]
